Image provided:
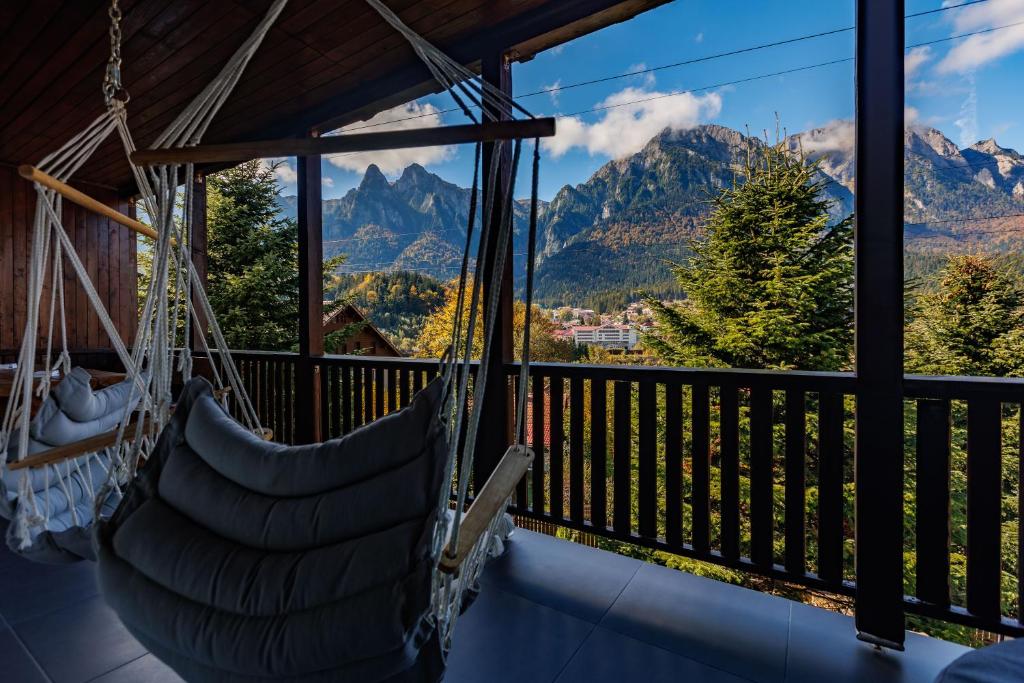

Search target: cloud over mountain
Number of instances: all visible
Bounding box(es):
[325,102,455,175]
[543,87,722,160]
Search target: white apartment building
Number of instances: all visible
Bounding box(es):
[571,324,639,350]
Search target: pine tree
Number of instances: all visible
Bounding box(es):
[905,254,1024,377]
[644,138,853,370]
[205,160,345,350]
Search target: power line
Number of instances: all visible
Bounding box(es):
[904,0,989,19]
[334,0,992,135]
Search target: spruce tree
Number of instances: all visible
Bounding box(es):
[206,160,345,350]
[905,254,1024,377]
[644,138,853,370]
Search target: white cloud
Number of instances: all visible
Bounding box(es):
[626,63,656,88]
[542,79,562,105]
[542,87,723,160]
[797,119,854,156]
[695,32,704,44]
[325,102,455,175]
[937,0,1024,73]
[259,158,297,192]
[905,105,921,126]
[954,72,979,147]
[322,176,335,188]
[904,46,931,78]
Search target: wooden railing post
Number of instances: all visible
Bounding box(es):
[189,171,208,351]
[295,145,323,444]
[474,48,515,493]
[853,0,906,649]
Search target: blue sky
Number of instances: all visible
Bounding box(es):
[272,0,1024,201]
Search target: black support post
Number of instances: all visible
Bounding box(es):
[475,49,515,492]
[189,172,208,352]
[853,0,906,649]
[296,149,323,444]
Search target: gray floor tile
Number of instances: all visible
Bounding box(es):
[12,594,145,683]
[555,625,751,683]
[0,524,100,625]
[446,585,595,683]
[0,616,49,683]
[784,601,969,683]
[481,529,641,623]
[90,653,184,683]
[600,563,791,683]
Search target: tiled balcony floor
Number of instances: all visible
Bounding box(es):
[0,522,968,682]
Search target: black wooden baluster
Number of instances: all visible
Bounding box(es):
[638,380,656,540]
[387,367,397,414]
[352,366,364,429]
[549,376,565,520]
[664,383,683,548]
[720,385,740,561]
[569,377,585,523]
[785,389,807,575]
[613,380,632,537]
[531,375,546,514]
[363,367,373,424]
[514,373,528,510]
[591,378,608,531]
[375,368,385,418]
[916,398,951,607]
[329,366,341,439]
[967,398,1001,620]
[400,368,410,408]
[692,383,711,554]
[341,365,352,434]
[750,386,774,568]
[817,391,845,583]
[284,361,294,443]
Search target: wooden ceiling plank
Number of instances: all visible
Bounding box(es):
[204,0,485,138]
[0,0,65,74]
[0,3,115,125]
[4,1,200,163]
[87,0,460,174]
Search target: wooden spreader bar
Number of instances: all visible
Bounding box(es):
[130,117,557,166]
[18,165,158,240]
[440,444,534,574]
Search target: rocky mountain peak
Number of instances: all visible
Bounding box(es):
[358,163,391,192]
[970,138,1020,159]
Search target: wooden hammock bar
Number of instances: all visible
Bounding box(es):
[8,417,151,471]
[6,388,252,472]
[18,165,159,241]
[439,444,534,574]
[130,117,557,166]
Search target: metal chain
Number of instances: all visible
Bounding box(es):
[103,0,129,105]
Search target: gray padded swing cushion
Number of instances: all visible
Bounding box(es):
[30,367,135,446]
[936,638,1024,682]
[97,376,450,682]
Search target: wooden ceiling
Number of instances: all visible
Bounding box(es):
[0,0,667,193]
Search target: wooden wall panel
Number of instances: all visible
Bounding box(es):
[0,164,136,356]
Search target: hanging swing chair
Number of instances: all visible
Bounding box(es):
[0,0,270,563]
[90,0,553,680]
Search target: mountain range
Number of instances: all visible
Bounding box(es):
[278,122,1024,308]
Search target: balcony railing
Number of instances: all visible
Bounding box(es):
[220,351,1024,638]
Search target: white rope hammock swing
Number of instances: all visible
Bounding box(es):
[7,0,553,674]
[0,0,278,557]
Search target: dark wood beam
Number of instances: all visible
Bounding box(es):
[853,0,906,650]
[189,171,209,351]
[295,147,323,444]
[475,49,516,494]
[130,118,556,166]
